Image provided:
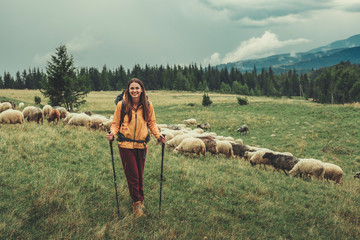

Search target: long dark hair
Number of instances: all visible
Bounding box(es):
[124,78,149,122]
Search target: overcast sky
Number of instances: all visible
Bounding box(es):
[1,0,360,76]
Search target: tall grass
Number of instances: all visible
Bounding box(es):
[1,89,359,239]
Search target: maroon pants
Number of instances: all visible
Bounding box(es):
[118,147,147,202]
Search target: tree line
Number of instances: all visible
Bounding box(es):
[1,45,359,106]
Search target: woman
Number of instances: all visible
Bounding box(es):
[106,78,166,217]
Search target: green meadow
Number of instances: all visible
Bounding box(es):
[1,89,359,239]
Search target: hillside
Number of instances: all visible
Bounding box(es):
[217,34,360,74]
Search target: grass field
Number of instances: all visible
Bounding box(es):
[1,89,360,239]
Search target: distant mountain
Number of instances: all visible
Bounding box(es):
[216,34,360,74]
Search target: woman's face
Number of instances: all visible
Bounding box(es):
[129,82,143,100]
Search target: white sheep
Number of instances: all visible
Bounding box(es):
[54,106,68,119]
[87,115,108,130]
[0,102,12,113]
[67,113,91,126]
[289,158,325,180]
[173,138,206,159]
[248,149,274,168]
[323,162,344,185]
[18,102,24,110]
[63,112,77,125]
[184,118,197,126]
[0,109,24,124]
[215,140,234,158]
[42,105,52,118]
[166,134,195,148]
[99,119,113,132]
[22,106,36,119]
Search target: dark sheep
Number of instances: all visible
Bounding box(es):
[354,172,360,179]
[27,108,43,124]
[196,136,218,156]
[230,143,252,158]
[237,124,250,135]
[262,152,300,176]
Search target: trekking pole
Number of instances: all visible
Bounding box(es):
[159,134,166,218]
[108,131,120,219]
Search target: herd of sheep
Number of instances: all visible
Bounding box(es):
[1,101,359,184]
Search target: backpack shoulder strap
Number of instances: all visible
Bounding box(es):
[120,100,126,127]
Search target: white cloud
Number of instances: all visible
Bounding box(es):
[205,31,309,65]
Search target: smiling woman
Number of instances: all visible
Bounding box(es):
[105,78,166,218]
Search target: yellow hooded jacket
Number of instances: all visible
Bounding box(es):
[110,100,161,149]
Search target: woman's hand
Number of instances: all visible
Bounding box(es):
[158,134,167,144]
[106,132,114,141]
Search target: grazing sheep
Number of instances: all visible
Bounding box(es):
[27,108,43,124]
[87,115,108,130]
[262,152,300,175]
[354,172,360,179]
[99,119,113,132]
[54,106,68,119]
[1,101,15,109]
[67,113,91,126]
[230,143,251,158]
[215,140,234,158]
[0,102,12,113]
[22,106,36,119]
[47,109,60,124]
[42,105,52,118]
[289,158,325,180]
[0,109,24,124]
[167,124,186,130]
[174,138,206,159]
[323,163,343,185]
[237,124,250,135]
[184,118,197,126]
[248,149,274,168]
[197,123,211,131]
[84,111,93,116]
[63,112,77,125]
[166,134,195,148]
[18,102,24,110]
[197,136,218,156]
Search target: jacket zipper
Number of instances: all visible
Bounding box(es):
[133,107,138,148]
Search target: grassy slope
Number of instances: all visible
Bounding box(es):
[0,89,359,239]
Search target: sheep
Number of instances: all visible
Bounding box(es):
[196,136,218,156]
[230,143,252,158]
[63,112,77,125]
[247,149,274,168]
[0,102,12,113]
[22,106,36,119]
[166,134,195,148]
[173,138,206,159]
[1,101,15,109]
[184,118,197,126]
[197,123,211,131]
[262,152,300,176]
[42,105,52,118]
[27,108,43,124]
[237,124,250,135]
[354,172,360,179]
[0,109,24,124]
[87,115,108,130]
[289,158,325,180]
[54,106,68,119]
[18,102,24,110]
[215,140,234,158]
[323,163,343,185]
[99,119,113,132]
[47,109,60,124]
[67,113,91,126]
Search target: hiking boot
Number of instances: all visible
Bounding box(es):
[133,201,144,217]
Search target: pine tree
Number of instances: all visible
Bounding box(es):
[41,45,90,110]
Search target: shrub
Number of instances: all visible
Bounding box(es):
[34,96,41,105]
[202,93,212,106]
[237,97,248,105]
